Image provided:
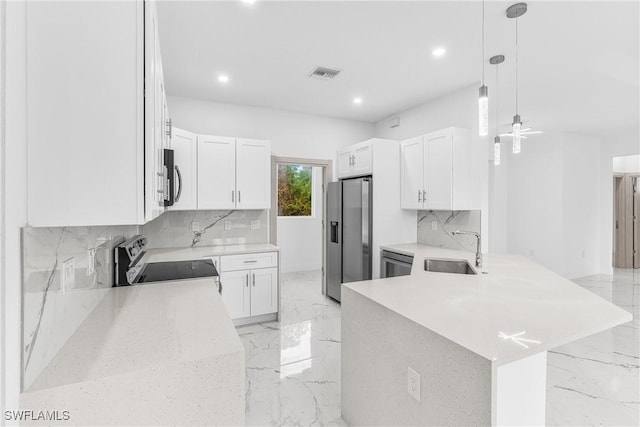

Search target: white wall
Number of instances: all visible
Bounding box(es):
[277,167,323,273]
[613,154,640,174]
[599,131,640,274]
[373,84,490,252]
[167,96,375,177]
[2,0,28,417]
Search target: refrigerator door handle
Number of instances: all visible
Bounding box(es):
[361,177,372,280]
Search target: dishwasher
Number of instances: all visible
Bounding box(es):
[380,249,414,278]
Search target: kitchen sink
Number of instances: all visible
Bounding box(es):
[423,258,477,275]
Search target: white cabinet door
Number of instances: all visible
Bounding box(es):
[197,135,236,209]
[425,130,453,210]
[220,270,251,319]
[27,0,144,226]
[352,142,373,176]
[400,137,424,209]
[171,128,197,210]
[337,148,354,178]
[236,138,271,209]
[250,267,278,316]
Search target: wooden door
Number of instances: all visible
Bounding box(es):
[634,176,640,268]
[614,176,634,268]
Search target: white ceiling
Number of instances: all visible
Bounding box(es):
[157,1,639,137]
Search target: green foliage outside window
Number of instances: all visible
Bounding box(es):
[278,165,312,216]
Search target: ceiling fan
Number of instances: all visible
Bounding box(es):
[499,123,543,139]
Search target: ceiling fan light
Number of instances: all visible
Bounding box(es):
[479,85,489,136]
[512,114,522,154]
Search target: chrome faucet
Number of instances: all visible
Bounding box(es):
[452,230,482,268]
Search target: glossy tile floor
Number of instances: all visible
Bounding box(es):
[238,269,639,426]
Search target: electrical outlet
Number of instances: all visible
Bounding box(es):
[87,248,96,276]
[61,257,75,295]
[191,221,200,232]
[431,221,438,231]
[407,367,421,402]
[251,220,260,230]
[224,220,232,231]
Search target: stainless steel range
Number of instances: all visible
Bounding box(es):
[114,235,220,292]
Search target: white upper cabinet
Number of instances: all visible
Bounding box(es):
[337,140,373,178]
[170,128,197,211]
[400,136,424,209]
[400,127,474,211]
[197,136,271,210]
[197,135,236,210]
[236,139,271,210]
[27,1,145,226]
[27,0,169,226]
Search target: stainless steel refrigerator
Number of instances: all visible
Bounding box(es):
[326,176,373,302]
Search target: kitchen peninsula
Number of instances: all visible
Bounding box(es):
[341,244,632,426]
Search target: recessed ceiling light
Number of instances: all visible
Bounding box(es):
[240,0,256,4]
[432,47,447,57]
[353,97,363,105]
[218,75,229,83]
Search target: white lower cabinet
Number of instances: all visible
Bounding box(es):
[219,270,251,319]
[219,252,279,322]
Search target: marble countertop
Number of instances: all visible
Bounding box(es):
[346,243,632,366]
[143,243,279,263]
[27,278,243,391]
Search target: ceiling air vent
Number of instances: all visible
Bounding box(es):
[307,66,342,81]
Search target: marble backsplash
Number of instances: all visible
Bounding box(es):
[417,210,481,253]
[22,225,139,390]
[142,209,269,248]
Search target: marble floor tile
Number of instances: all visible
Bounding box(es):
[239,269,639,426]
[547,269,639,426]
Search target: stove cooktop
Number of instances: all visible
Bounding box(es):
[136,259,218,283]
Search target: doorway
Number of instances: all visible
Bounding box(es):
[270,157,332,295]
[613,155,640,268]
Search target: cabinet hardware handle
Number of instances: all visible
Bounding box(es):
[422,190,426,202]
[252,273,255,286]
[246,274,249,287]
[174,165,183,203]
[243,260,258,263]
[166,118,172,138]
[418,189,421,202]
[232,190,234,203]
[238,190,241,203]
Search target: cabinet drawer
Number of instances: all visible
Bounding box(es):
[220,252,278,272]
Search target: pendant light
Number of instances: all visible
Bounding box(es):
[478,0,489,136]
[490,55,505,166]
[507,2,527,154]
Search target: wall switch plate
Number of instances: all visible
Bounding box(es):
[431,221,438,231]
[61,257,75,295]
[87,248,96,276]
[251,220,260,230]
[407,367,421,402]
[224,220,232,231]
[191,222,200,232]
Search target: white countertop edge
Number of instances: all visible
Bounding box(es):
[347,243,632,367]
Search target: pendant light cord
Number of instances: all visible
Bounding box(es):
[482,0,485,84]
[515,18,519,115]
[496,64,499,134]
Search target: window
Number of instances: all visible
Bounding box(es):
[278,164,312,217]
